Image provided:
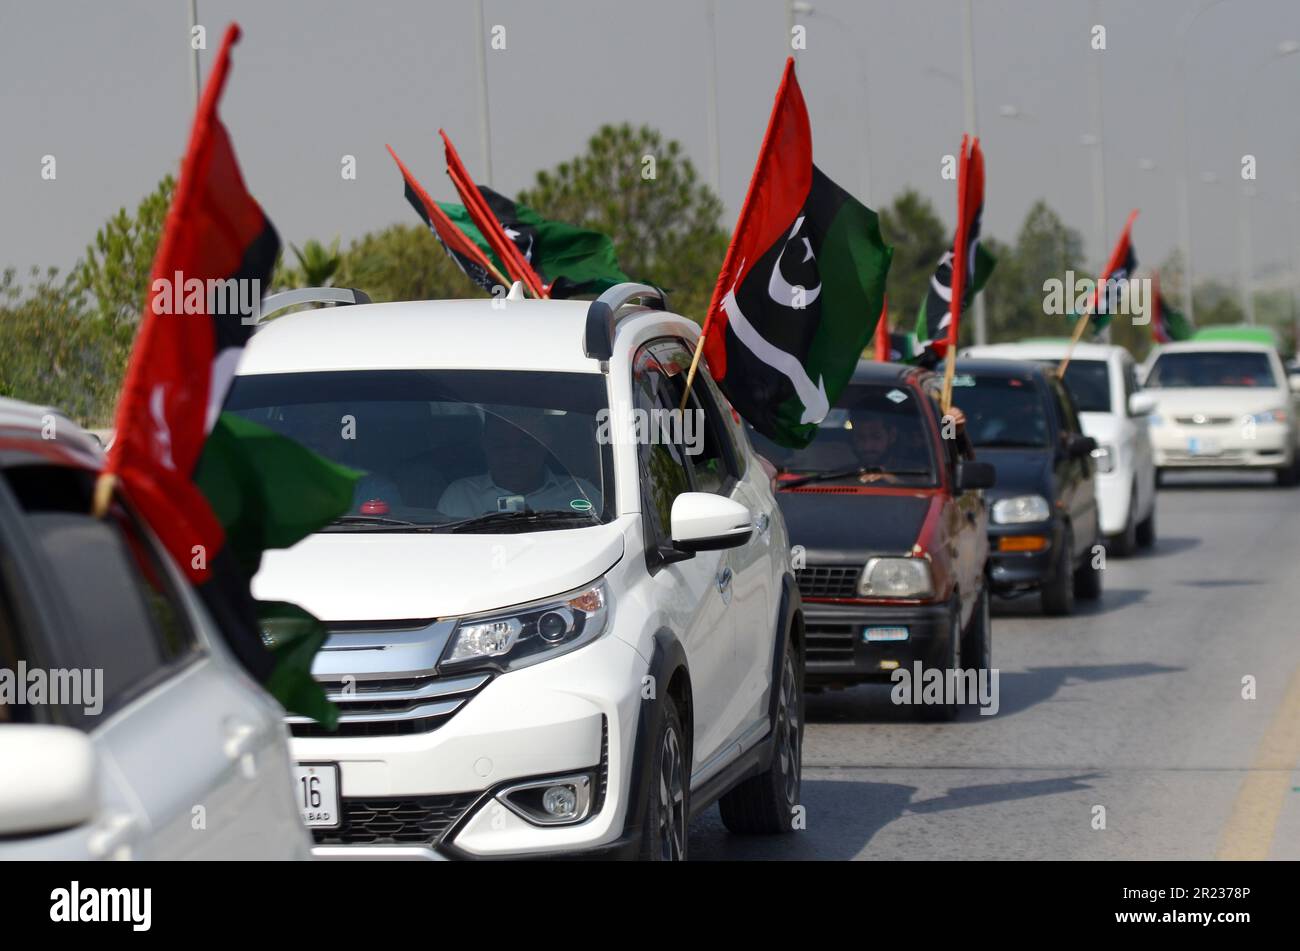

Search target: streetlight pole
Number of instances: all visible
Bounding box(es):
[188,0,200,110]
[704,0,721,195]
[474,0,493,186]
[1176,0,1229,324]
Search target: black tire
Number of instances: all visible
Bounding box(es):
[1275,461,1298,487]
[719,635,803,834]
[918,605,962,722]
[1040,528,1076,616]
[1074,538,1103,600]
[1156,467,1169,488]
[1107,487,1138,557]
[1135,501,1156,548]
[638,699,689,861]
[961,585,992,677]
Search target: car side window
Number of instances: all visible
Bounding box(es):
[651,340,741,495]
[633,348,692,556]
[2,464,200,724]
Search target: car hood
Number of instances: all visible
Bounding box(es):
[252,519,627,621]
[974,447,1054,498]
[1146,387,1288,417]
[774,489,934,557]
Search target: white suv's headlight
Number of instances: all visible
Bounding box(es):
[857,557,933,599]
[441,580,609,672]
[992,494,1051,524]
[1090,444,1116,473]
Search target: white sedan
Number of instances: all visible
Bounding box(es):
[1141,341,1300,485]
[963,341,1157,555]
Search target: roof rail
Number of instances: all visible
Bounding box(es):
[257,287,372,323]
[583,283,666,360]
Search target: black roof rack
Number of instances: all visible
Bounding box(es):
[583,283,666,360]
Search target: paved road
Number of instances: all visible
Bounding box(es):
[690,471,1300,860]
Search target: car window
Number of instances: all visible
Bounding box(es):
[226,368,615,529]
[953,373,1051,449]
[1049,359,1111,413]
[2,465,200,725]
[748,381,939,486]
[1147,351,1277,388]
[649,340,740,495]
[632,348,691,553]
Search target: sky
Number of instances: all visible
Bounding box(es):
[2,0,1299,294]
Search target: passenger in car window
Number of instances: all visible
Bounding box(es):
[438,410,600,517]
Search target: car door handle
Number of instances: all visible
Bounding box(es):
[223,720,262,778]
[88,812,140,860]
[716,566,733,595]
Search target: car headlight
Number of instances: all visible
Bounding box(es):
[1090,444,1116,474]
[857,557,933,599]
[1247,408,1288,424]
[440,580,609,672]
[992,494,1051,524]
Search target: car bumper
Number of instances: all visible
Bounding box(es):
[986,519,1060,594]
[1152,424,1294,469]
[291,633,647,860]
[802,600,955,684]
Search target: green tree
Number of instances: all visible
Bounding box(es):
[332,224,480,303]
[279,238,342,289]
[516,123,728,320]
[76,175,175,333]
[992,199,1088,342]
[877,189,949,334]
[0,267,122,425]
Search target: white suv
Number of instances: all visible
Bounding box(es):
[233,283,805,860]
[1142,341,1300,485]
[962,341,1158,554]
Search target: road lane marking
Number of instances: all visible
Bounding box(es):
[1216,660,1300,859]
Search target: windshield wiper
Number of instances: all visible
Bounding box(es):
[327,514,429,529]
[440,510,600,533]
[779,467,931,489]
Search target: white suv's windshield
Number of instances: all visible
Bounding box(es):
[225,369,613,532]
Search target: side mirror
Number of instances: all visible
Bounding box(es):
[669,492,753,553]
[956,460,996,491]
[1067,433,1098,459]
[1128,392,1158,416]
[1288,373,1300,394]
[0,725,98,836]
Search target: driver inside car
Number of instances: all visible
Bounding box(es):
[437,409,600,517]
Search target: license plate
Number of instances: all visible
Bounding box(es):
[1187,437,1219,456]
[293,763,340,829]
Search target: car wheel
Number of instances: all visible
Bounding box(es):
[919,605,962,722]
[1156,467,1168,488]
[1135,501,1156,548]
[1073,538,1103,600]
[1107,486,1138,556]
[719,634,803,834]
[1040,528,1076,616]
[961,584,992,676]
[639,700,689,861]
[1275,461,1298,487]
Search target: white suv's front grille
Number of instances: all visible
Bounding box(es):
[285,617,491,737]
[287,671,492,737]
